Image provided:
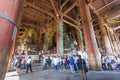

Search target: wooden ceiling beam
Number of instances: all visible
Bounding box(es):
[45,17,54,27]
[93,23,99,27]
[62,19,78,29]
[62,1,77,18]
[23,10,54,27]
[61,0,69,9]
[23,9,45,19]
[115,28,120,31]
[118,34,120,38]
[88,0,93,5]
[21,20,42,27]
[114,26,120,30]
[34,0,53,10]
[24,6,46,16]
[96,0,117,12]
[21,22,42,28]
[110,14,120,20]
[116,30,120,34]
[24,1,54,17]
[103,0,111,11]
[88,4,99,16]
[49,0,59,19]
[22,13,44,23]
[88,0,99,15]
[64,15,77,24]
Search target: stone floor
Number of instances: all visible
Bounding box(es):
[5,64,120,80]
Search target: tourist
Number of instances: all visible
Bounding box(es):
[77,55,88,80]
[69,56,75,73]
[46,56,51,69]
[63,57,67,70]
[26,56,33,73]
[101,55,107,70]
[74,55,78,72]
[53,56,59,70]
[115,56,120,70]
[106,55,113,70]
[16,59,21,73]
[21,58,26,69]
[13,57,18,70]
[42,56,47,70]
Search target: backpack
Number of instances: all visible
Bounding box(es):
[64,59,67,64]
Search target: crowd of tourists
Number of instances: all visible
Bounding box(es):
[12,54,88,74]
[101,54,120,70]
[12,56,33,73]
[41,55,88,73]
[12,52,120,74]
[12,54,88,80]
[11,51,120,80]
[41,54,120,72]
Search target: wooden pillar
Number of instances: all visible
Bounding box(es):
[7,27,19,72]
[7,2,24,71]
[107,27,114,53]
[46,32,48,51]
[0,0,22,80]
[6,40,15,72]
[111,34,119,54]
[78,0,101,70]
[97,37,102,49]
[56,21,64,56]
[43,33,46,51]
[109,29,120,54]
[43,32,49,52]
[98,17,113,54]
[114,34,120,53]
[96,36,104,55]
[77,30,83,51]
[38,29,42,50]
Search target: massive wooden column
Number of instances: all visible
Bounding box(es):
[107,27,114,52]
[98,17,113,54]
[46,32,48,51]
[110,30,120,54]
[6,38,16,72]
[77,29,83,51]
[7,27,18,72]
[78,0,101,70]
[114,34,120,53]
[56,21,64,56]
[0,0,22,80]
[43,32,48,51]
[7,4,23,71]
[97,37,102,49]
[38,29,42,50]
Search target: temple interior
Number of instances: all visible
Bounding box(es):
[0,0,120,80]
[17,0,120,54]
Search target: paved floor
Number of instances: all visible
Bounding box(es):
[5,64,120,80]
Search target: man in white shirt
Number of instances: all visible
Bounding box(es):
[53,56,59,70]
[26,56,33,73]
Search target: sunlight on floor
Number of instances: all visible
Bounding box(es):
[5,72,20,80]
